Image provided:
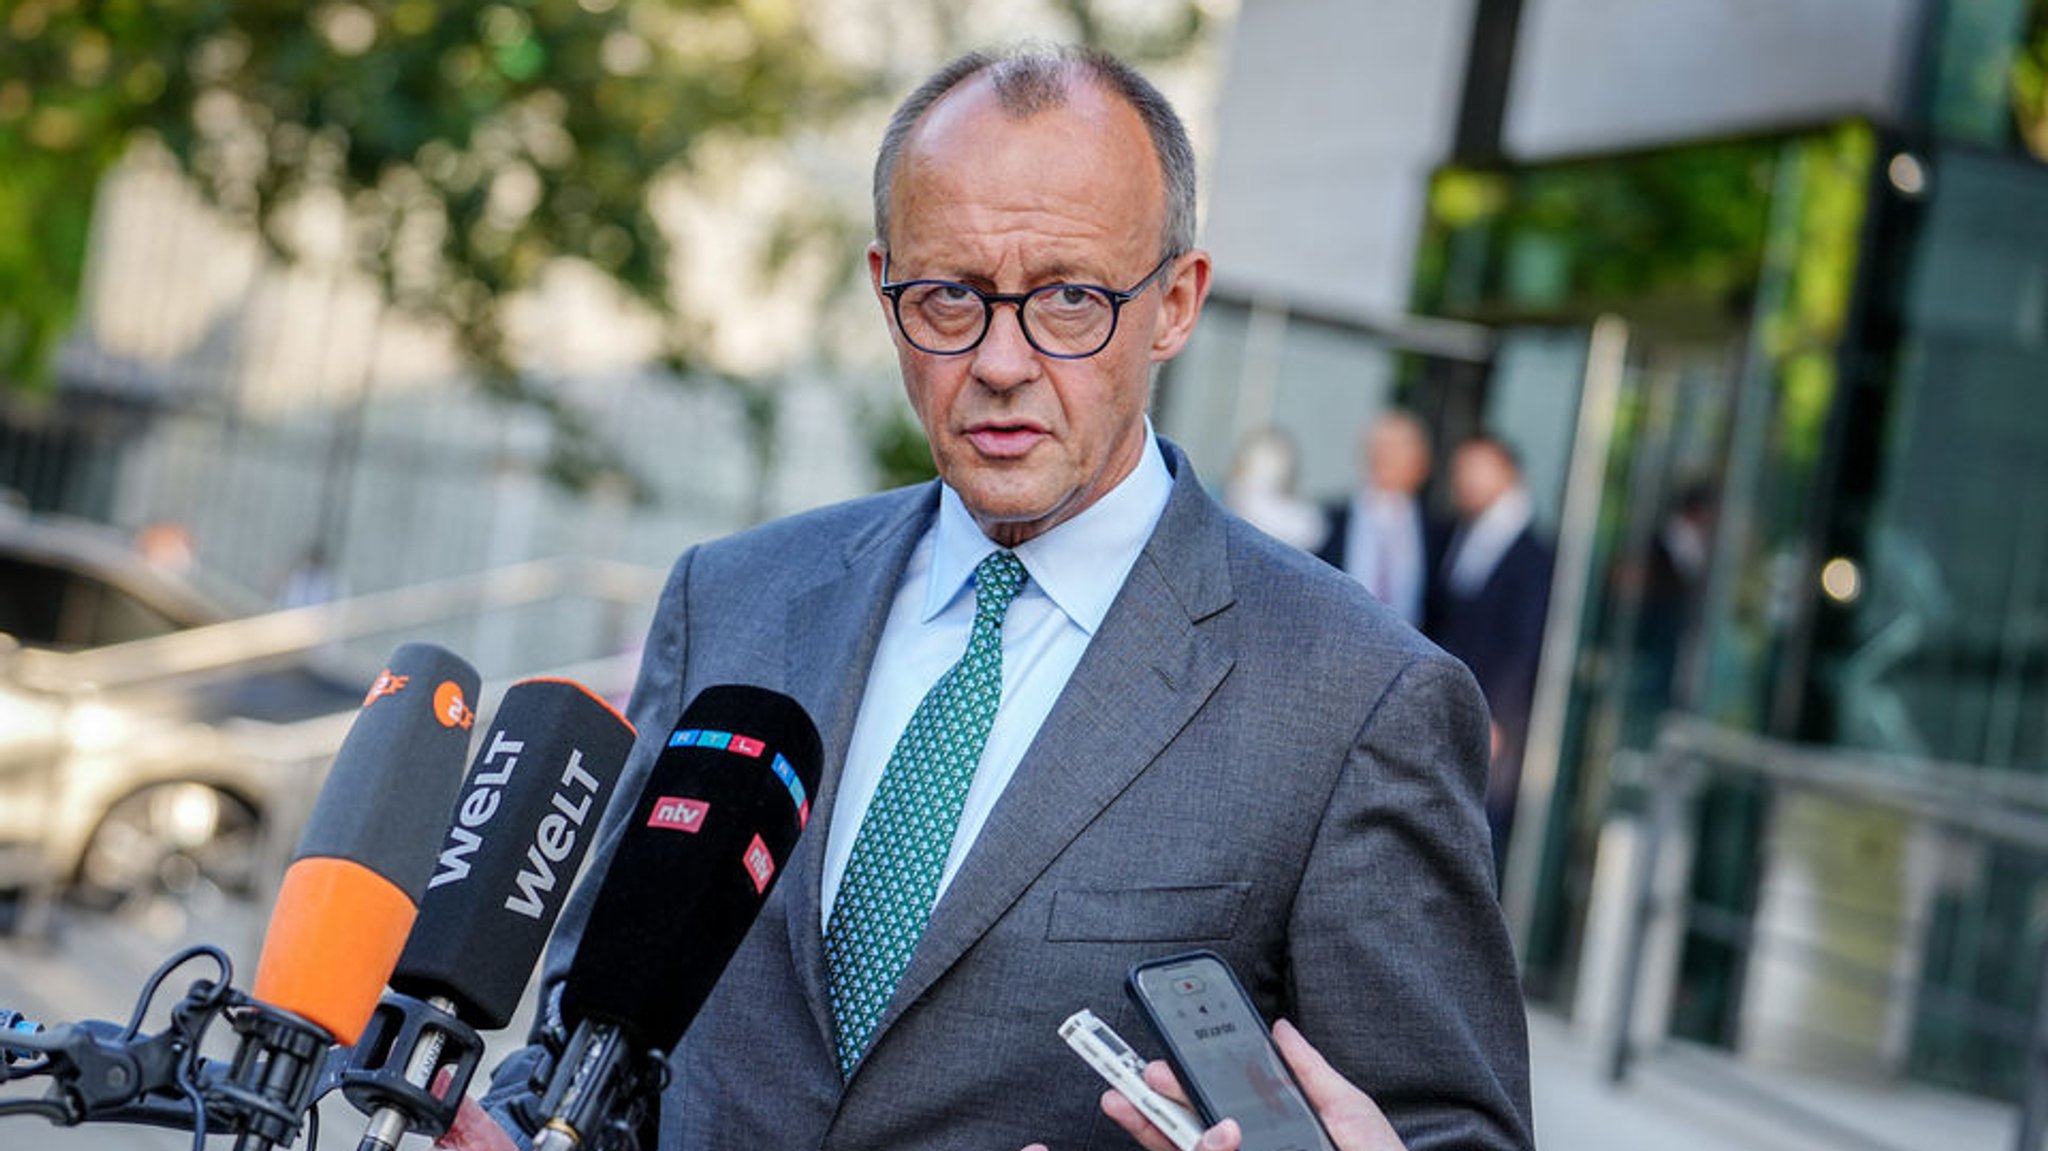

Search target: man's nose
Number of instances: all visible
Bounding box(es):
[971,301,1041,388]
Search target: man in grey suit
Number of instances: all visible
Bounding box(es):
[464,44,1532,1151]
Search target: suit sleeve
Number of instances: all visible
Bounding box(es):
[475,546,700,1144]
[1287,649,1536,1151]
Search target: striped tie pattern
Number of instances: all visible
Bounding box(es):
[824,549,1026,1077]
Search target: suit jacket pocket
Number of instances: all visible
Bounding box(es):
[1045,883,1251,942]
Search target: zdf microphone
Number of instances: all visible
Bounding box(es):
[343,677,636,1151]
[217,642,479,1151]
[533,684,823,1151]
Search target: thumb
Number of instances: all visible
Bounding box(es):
[434,1096,522,1151]
[1272,1019,1405,1151]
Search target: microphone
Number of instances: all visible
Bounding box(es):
[216,642,480,1151]
[531,684,823,1151]
[343,678,636,1151]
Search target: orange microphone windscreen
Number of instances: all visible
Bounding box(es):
[253,856,420,1044]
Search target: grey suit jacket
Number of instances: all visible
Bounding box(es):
[487,439,1533,1151]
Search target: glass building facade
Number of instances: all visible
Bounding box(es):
[1160,0,2048,1101]
[1411,1,2048,1097]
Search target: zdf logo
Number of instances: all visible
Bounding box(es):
[433,680,475,730]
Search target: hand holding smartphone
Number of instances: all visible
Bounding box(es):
[1125,951,1337,1151]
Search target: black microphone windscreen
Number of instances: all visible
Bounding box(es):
[292,642,481,895]
[560,684,822,1049]
[255,642,480,1044]
[393,678,637,1030]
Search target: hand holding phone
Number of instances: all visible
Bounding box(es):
[1059,1008,1205,1151]
[1126,951,1338,1151]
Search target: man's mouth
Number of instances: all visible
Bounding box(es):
[965,423,1047,458]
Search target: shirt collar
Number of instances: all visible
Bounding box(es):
[1468,485,1532,547]
[927,427,1172,635]
[1362,488,1417,520]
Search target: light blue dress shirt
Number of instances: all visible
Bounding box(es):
[819,431,1173,923]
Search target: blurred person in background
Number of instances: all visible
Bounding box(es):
[1314,409,1446,629]
[1222,426,1326,550]
[278,543,343,609]
[1638,481,1714,707]
[1427,433,1554,881]
[132,520,196,575]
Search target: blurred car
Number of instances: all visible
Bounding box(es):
[0,509,367,925]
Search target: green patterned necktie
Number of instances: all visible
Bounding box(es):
[824,549,1027,1077]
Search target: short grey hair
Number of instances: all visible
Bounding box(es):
[872,44,1197,262]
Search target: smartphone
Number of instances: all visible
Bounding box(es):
[1126,951,1337,1151]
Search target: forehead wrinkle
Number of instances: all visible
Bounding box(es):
[891,179,1148,289]
[887,77,1162,286]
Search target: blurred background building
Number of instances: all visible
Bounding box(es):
[1160,0,2048,1120]
[3,0,2046,1138]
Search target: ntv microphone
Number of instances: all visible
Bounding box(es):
[218,642,480,1151]
[531,684,823,1151]
[341,678,635,1151]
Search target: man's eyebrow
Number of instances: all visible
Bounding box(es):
[961,264,1103,290]
[890,252,1106,289]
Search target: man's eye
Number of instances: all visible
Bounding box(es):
[920,284,982,309]
[1035,286,1108,315]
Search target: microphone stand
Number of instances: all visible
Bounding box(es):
[1,945,238,1143]
[533,1018,667,1151]
[336,991,483,1151]
[216,1001,332,1151]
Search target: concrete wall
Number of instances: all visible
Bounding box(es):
[1201,0,1479,320]
[1506,0,1921,156]
[1201,0,1921,324]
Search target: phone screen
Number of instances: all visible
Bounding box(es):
[1128,953,1336,1151]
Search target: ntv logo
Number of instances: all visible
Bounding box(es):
[648,796,711,833]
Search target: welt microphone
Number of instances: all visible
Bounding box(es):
[532,684,823,1151]
[343,678,636,1151]
[218,642,480,1151]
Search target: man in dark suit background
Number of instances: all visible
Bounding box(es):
[463,45,1532,1151]
[1427,434,1555,881]
[1315,409,1449,629]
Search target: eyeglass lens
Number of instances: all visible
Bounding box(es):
[897,283,1119,357]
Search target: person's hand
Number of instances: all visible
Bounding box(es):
[1091,1055,1216,1151]
[1019,1053,1214,1151]
[1264,1019,1405,1151]
[433,1094,522,1151]
[1092,1019,1408,1151]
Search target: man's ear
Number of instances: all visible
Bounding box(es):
[1149,249,1212,363]
[867,242,890,302]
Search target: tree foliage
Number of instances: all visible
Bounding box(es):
[2014,2,2048,161]
[1,0,871,392]
[0,0,1214,491]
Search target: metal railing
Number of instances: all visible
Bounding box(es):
[1605,715,2048,1151]
[11,556,667,693]
[3,557,668,942]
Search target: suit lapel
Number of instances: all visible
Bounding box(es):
[885,447,1237,1029]
[778,487,938,1056]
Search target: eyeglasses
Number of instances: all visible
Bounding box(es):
[879,252,1180,359]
